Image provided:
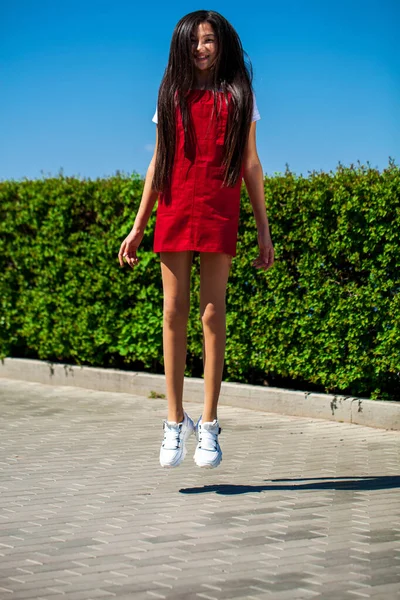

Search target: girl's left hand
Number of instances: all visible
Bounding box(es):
[252,230,275,271]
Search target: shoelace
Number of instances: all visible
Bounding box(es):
[162,422,182,450]
[198,425,221,451]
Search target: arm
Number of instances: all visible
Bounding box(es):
[243,121,270,234]
[242,122,275,270]
[118,127,159,268]
[132,126,159,234]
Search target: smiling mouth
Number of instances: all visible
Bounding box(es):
[195,55,209,61]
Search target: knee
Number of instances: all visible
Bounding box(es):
[163,296,190,325]
[200,303,225,330]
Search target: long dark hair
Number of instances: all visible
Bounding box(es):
[152,10,254,192]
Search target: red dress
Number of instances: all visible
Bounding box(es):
[153,90,244,257]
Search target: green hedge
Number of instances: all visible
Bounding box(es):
[1,160,399,401]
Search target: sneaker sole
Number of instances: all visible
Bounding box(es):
[194,454,222,469]
[160,446,187,468]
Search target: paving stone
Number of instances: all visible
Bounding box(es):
[0,379,399,600]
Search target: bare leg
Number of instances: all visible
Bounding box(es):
[199,252,233,422]
[160,251,193,423]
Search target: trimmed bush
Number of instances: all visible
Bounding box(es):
[1,159,399,401]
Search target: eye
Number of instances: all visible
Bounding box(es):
[190,37,215,43]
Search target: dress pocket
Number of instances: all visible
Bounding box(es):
[203,165,240,220]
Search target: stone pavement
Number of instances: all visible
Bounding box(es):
[0,378,399,600]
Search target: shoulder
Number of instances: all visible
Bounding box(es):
[227,89,261,122]
[251,91,261,122]
[152,90,260,123]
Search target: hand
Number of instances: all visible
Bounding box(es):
[252,229,275,271]
[118,228,144,269]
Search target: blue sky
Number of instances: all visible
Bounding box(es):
[1,0,399,182]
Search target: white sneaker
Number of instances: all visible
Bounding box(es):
[194,418,222,469]
[160,412,195,468]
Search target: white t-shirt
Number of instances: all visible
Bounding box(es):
[152,91,261,124]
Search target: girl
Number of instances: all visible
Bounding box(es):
[118,10,274,469]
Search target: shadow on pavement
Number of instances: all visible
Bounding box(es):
[179,475,400,494]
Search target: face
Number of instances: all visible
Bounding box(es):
[190,22,218,72]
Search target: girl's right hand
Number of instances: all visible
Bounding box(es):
[118,227,144,269]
